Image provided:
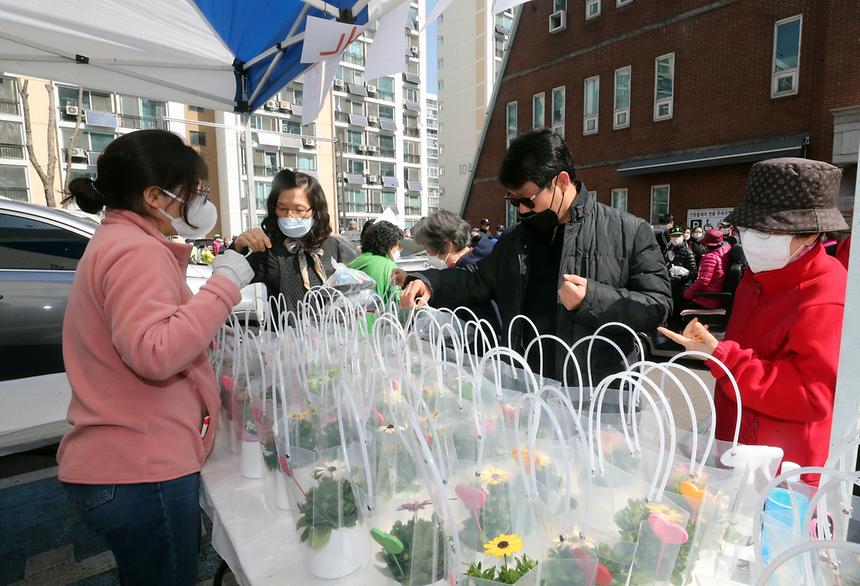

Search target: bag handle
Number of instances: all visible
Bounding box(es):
[333,378,376,513]
[754,538,860,586]
[805,473,859,543]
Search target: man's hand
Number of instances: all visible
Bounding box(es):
[657,318,719,357]
[558,274,588,311]
[234,228,271,253]
[400,279,431,309]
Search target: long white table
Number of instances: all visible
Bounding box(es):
[200,435,386,586]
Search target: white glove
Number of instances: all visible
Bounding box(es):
[212,250,254,290]
[669,265,690,279]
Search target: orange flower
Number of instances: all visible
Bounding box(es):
[512,448,551,472]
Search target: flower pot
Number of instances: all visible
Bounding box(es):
[240,440,263,479]
[310,524,369,580]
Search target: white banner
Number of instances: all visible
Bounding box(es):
[364,0,410,81]
[686,207,734,230]
[301,54,339,125]
[300,16,364,64]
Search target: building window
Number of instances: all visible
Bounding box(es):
[772,15,802,98]
[583,76,599,135]
[298,154,317,172]
[347,159,365,174]
[188,105,205,113]
[532,93,545,130]
[553,0,566,10]
[650,185,669,224]
[250,115,263,129]
[506,101,517,147]
[616,0,633,5]
[189,131,206,147]
[613,66,631,129]
[586,0,601,19]
[654,53,675,121]
[611,188,628,211]
[282,120,301,135]
[0,165,28,201]
[551,86,565,137]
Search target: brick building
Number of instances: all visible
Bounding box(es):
[463,0,860,230]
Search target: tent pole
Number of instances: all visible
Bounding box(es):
[242,113,257,231]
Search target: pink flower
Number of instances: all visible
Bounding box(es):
[468,419,496,440]
[324,411,338,425]
[398,499,433,512]
[373,410,386,426]
[500,403,517,424]
[455,484,488,510]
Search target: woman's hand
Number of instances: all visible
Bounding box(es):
[657,318,719,358]
[234,228,271,253]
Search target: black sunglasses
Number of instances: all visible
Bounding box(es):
[504,178,556,209]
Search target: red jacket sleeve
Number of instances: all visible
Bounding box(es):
[684,251,717,299]
[707,302,842,422]
[102,246,241,382]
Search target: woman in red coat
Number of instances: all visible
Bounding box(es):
[660,158,848,483]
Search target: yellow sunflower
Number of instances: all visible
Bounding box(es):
[478,466,511,485]
[648,503,686,524]
[484,533,524,558]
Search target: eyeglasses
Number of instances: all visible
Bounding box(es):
[160,185,210,204]
[504,177,555,209]
[277,206,313,218]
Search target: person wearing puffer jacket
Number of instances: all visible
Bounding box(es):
[683,229,732,309]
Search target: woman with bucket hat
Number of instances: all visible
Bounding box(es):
[660,157,848,483]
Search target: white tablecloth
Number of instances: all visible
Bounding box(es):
[200,435,386,586]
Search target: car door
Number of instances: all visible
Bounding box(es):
[0,211,89,381]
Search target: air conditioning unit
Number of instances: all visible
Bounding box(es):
[279,101,293,112]
[366,84,377,95]
[65,103,81,116]
[359,144,371,152]
[302,137,316,148]
[368,115,379,125]
[333,79,346,90]
[265,100,278,110]
[549,10,567,33]
[70,147,87,159]
[365,145,378,154]
[410,47,419,57]
[366,174,378,184]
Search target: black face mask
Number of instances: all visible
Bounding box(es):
[518,182,561,234]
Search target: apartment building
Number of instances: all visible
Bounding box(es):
[436,2,514,214]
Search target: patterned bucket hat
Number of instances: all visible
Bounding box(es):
[724,157,848,234]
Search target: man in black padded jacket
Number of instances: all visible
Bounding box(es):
[400,130,671,382]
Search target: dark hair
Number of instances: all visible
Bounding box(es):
[498,129,577,190]
[360,219,376,240]
[412,210,471,255]
[63,130,206,223]
[659,213,674,225]
[361,221,403,257]
[261,169,332,249]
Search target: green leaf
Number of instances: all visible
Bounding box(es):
[371,528,405,555]
[309,527,332,550]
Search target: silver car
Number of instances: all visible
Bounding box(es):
[0,198,259,455]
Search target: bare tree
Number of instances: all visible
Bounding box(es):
[20,80,59,207]
[63,86,85,196]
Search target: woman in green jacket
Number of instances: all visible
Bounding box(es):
[348,221,403,302]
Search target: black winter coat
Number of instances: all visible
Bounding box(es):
[410,187,671,382]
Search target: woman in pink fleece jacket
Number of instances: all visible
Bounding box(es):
[59,130,255,585]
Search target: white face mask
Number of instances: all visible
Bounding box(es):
[692,232,704,241]
[739,228,803,273]
[158,188,217,240]
[391,249,401,262]
[670,236,685,247]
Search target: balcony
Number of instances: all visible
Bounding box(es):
[405,206,421,216]
[378,148,396,158]
[404,154,421,164]
[335,111,351,123]
[0,187,28,201]
[0,99,19,116]
[404,127,420,138]
[253,165,278,177]
[118,114,164,130]
[345,202,382,214]
[0,143,25,159]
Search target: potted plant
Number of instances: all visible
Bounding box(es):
[456,467,515,552]
[463,533,538,585]
[260,430,290,510]
[295,460,369,579]
[371,510,448,586]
